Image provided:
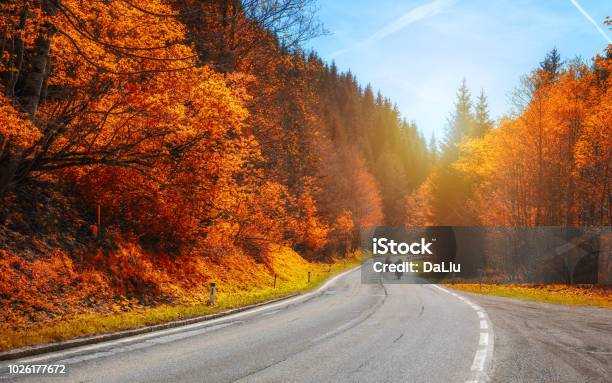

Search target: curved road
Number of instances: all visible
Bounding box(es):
[1,266,610,383]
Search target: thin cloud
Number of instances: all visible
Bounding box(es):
[569,0,612,44]
[330,0,454,58]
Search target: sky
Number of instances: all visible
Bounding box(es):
[306,0,612,141]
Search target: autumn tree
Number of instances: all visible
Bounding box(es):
[1,0,431,263]
[0,1,206,194]
[454,48,610,227]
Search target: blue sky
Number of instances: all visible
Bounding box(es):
[306,0,611,141]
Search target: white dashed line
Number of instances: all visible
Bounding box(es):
[431,285,494,383]
[480,320,488,329]
[478,332,489,346]
[471,348,487,372]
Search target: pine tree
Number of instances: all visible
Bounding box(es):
[444,78,473,159]
[472,90,493,138]
[428,79,480,225]
[536,48,563,88]
[429,131,438,162]
[540,47,562,76]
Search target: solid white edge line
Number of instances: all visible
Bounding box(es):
[6,265,363,366]
[431,285,494,383]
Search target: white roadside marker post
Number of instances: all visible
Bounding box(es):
[209,282,216,306]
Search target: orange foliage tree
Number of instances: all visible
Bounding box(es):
[454,50,611,226]
[2,0,429,263]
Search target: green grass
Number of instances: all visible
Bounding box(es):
[0,259,360,352]
[448,284,612,309]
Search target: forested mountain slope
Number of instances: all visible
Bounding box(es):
[0,0,429,344]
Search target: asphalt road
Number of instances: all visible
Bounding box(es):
[1,266,610,383]
[464,290,612,383]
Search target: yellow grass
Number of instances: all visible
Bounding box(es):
[448,284,612,309]
[0,247,361,351]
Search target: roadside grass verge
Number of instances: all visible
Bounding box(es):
[0,249,361,352]
[448,284,612,309]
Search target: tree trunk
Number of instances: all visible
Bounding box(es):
[19,0,57,119]
[20,36,51,119]
[0,138,21,196]
[0,1,57,197]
